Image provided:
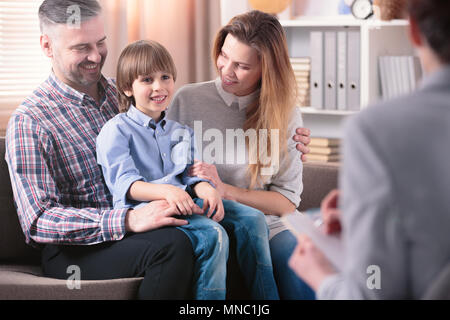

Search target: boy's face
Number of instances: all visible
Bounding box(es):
[125,71,175,121]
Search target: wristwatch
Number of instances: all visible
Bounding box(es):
[351,0,374,19]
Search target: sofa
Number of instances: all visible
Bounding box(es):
[0,136,339,299]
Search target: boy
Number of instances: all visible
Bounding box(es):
[96,40,279,299]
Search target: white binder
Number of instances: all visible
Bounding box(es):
[378,56,390,100]
[310,31,324,109]
[347,31,360,111]
[408,56,422,90]
[324,31,337,110]
[337,31,347,110]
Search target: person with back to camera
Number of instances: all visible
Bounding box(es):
[289,0,450,299]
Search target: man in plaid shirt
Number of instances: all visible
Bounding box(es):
[4,0,196,299]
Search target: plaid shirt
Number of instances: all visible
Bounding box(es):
[5,73,127,246]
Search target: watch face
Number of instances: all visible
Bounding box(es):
[351,0,373,19]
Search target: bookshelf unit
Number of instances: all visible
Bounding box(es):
[282,17,415,138]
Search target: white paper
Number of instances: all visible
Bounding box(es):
[282,210,344,271]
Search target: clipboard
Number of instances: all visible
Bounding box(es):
[282,210,344,271]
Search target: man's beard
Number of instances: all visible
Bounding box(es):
[54,56,105,89]
[67,59,104,87]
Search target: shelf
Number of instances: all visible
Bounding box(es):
[299,107,358,116]
[280,17,408,28]
[284,18,412,138]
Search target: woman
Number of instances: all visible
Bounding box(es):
[167,10,314,299]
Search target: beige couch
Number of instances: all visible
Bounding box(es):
[0,136,338,299]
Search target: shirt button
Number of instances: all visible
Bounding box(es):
[113,234,119,240]
[164,178,169,182]
[162,153,166,157]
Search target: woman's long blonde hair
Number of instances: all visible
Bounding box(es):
[212,10,297,189]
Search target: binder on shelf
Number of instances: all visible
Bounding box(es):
[347,31,360,111]
[324,31,337,110]
[337,31,347,110]
[310,31,324,109]
[401,56,412,94]
[408,56,422,90]
[378,56,390,100]
[378,55,423,99]
[394,56,407,95]
[388,56,399,98]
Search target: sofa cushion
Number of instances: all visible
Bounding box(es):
[299,162,339,211]
[0,131,340,299]
[0,137,41,264]
[0,131,340,263]
[0,264,143,299]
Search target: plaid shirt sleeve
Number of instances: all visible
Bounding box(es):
[5,113,128,246]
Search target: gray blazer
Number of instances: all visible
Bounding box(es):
[318,66,450,299]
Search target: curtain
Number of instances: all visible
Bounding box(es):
[100,0,221,90]
[0,0,52,133]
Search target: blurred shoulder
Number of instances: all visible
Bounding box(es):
[355,89,431,128]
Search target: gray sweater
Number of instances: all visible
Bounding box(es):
[167,78,303,239]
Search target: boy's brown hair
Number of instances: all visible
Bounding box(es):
[116,40,177,112]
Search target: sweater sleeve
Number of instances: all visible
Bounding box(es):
[267,107,304,207]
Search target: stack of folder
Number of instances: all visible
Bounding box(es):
[308,137,341,163]
[378,55,422,100]
[290,57,311,107]
[309,30,360,111]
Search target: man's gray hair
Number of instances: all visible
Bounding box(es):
[38,0,102,34]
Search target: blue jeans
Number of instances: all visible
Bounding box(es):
[135,198,279,299]
[178,209,229,300]
[270,229,316,300]
[179,198,279,300]
[134,199,228,299]
[217,199,279,300]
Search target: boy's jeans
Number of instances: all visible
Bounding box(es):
[177,207,228,299]
[178,198,279,300]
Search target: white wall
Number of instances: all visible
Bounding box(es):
[220,0,345,26]
[220,0,251,25]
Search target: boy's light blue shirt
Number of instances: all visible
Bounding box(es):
[96,105,209,209]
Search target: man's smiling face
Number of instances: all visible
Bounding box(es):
[49,15,107,93]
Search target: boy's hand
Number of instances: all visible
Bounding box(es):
[194,182,225,222]
[189,161,228,199]
[164,185,202,215]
